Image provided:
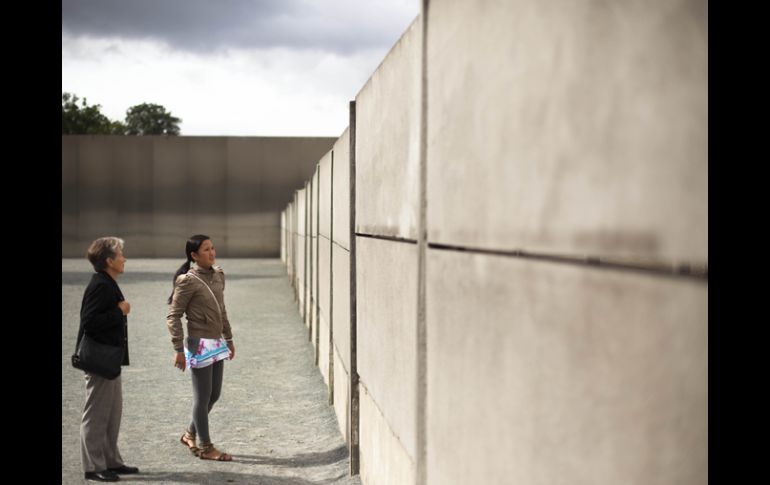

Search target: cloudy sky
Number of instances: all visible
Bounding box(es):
[62,0,419,136]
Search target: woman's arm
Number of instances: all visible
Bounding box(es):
[166,275,195,352]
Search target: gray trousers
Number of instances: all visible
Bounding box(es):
[80,372,125,473]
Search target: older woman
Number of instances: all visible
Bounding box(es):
[76,237,139,482]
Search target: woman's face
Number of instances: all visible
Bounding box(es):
[107,246,126,274]
[193,239,216,268]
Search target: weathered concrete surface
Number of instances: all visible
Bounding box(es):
[62,258,361,485]
[62,136,336,258]
[426,0,708,265]
[355,18,421,240]
[425,249,707,485]
[331,129,350,251]
[356,238,418,469]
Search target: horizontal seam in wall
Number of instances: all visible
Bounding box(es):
[331,240,351,252]
[357,379,417,468]
[427,242,708,281]
[356,233,418,244]
[332,343,350,375]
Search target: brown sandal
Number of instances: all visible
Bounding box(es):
[180,430,200,455]
[198,442,232,461]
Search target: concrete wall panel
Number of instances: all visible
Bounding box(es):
[226,138,268,256]
[280,210,286,263]
[255,137,335,211]
[355,18,421,240]
[78,137,118,244]
[332,128,350,250]
[359,384,416,485]
[62,137,79,255]
[319,150,333,239]
[152,137,190,257]
[113,137,155,256]
[63,135,335,257]
[332,348,350,442]
[187,138,228,252]
[332,244,351,370]
[357,237,418,460]
[426,0,708,264]
[296,189,307,315]
[318,236,332,385]
[426,249,708,485]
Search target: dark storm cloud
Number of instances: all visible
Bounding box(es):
[61,0,417,54]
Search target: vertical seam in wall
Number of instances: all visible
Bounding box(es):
[309,178,314,341]
[329,151,335,405]
[316,166,321,366]
[305,180,309,323]
[417,3,430,485]
[349,100,360,476]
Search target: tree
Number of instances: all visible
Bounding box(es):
[124,103,182,135]
[62,92,114,134]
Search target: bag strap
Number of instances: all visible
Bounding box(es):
[186,271,222,319]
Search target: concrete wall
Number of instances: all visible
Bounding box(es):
[284,1,707,484]
[331,129,351,442]
[62,136,335,257]
[353,17,423,484]
[318,151,333,387]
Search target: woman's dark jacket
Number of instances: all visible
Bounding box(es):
[75,271,130,367]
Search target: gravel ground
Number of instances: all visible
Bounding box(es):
[62,258,361,485]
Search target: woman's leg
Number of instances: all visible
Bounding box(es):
[103,375,125,468]
[189,360,225,436]
[80,373,120,473]
[208,360,224,410]
[188,364,214,444]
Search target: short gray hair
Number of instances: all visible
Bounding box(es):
[86,237,125,271]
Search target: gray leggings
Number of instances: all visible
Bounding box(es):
[188,360,224,444]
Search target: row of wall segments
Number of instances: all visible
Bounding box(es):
[283,1,706,483]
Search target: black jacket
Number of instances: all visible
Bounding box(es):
[76,271,130,366]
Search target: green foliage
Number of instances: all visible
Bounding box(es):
[61,93,114,135]
[124,103,182,136]
[62,93,182,136]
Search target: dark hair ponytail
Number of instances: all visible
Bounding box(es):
[167,234,211,304]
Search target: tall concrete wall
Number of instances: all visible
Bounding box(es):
[354,17,422,485]
[285,1,707,484]
[331,129,351,444]
[62,136,335,257]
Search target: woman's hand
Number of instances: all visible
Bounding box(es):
[174,352,186,371]
[227,341,235,361]
[118,300,131,315]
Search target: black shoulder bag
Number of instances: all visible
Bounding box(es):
[71,332,124,380]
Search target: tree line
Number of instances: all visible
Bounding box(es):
[62,92,182,136]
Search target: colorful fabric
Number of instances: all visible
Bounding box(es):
[184,337,230,369]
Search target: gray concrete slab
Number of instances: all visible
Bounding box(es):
[356,237,418,462]
[319,236,332,387]
[62,137,80,255]
[426,0,707,264]
[114,137,155,256]
[331,129,350,251]
[331,244,351,371]
[425,249,707,485]
[152,137,191,257]
[354,18,421,240]
[63,136,336,258]
[319,151,333,239]
[62,258,361,485]
[78,136,119,244]
[332,350,349,444]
